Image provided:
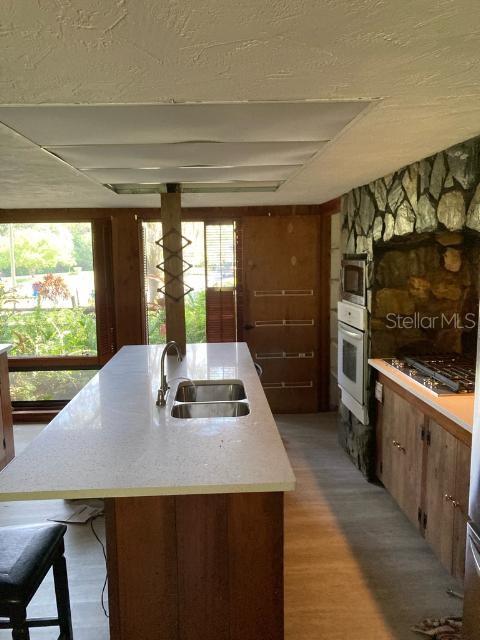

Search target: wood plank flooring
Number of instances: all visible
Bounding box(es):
[279,413,462,640]
[0,415,462,639]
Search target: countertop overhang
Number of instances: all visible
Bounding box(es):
[369,358,474,433]
[0,343,295,501]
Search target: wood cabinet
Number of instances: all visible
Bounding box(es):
[380,385,425,527]
[376,375,471,580]
[0,351,14,470]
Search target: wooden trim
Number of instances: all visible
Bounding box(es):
[0,209,118,222]
[0,200,340,223]
[92,218,116,364]
[318,214,331,411]
[378,373,472,447]
[12,409,58,423]
[8,356,99,371]
[111,213,146,347]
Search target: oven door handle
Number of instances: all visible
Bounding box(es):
[339,327,363,340]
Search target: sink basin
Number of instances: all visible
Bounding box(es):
[175,380,246,403]
[171,401,250,419]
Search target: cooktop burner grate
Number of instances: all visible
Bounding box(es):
[385,354,476,396]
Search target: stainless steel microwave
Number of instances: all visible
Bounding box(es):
[341,256,367,306]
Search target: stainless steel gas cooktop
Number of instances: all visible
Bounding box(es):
[385,354,476,396]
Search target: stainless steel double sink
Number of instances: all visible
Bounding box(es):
[171,380,250,419]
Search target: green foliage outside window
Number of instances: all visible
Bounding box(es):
[0,306,97,357]
[147,290,206,345]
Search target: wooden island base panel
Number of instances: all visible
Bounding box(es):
[105,491,284,640]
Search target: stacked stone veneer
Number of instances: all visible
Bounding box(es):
[342,136,480,256]
[339,135,480,480]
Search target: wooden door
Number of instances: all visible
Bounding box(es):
[239,215,330,413]
[381,385,424,527]
[452,440,471,580]
[424,419,457,573]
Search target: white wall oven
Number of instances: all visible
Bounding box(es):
[338,300,368,424]
[341,256,367,306]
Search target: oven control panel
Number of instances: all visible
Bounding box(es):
[338,300,367,331]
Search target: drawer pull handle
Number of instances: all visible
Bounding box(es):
[392,440,406,453]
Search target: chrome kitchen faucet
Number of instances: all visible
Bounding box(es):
[156,341,183,407]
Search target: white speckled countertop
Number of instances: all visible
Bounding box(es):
[0,344,12,356]
[369,359,474,433]
[0,343,295,501]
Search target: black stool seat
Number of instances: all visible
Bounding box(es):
[0,523,73,639]
[0,524,67,605]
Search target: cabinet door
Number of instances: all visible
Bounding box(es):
[380,386,401,499]
[452,440,471,580]
[423,419,457,573]
[381,385,424,527]
[400,403,426,528]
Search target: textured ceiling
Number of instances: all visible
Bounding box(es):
[1,0,480,209]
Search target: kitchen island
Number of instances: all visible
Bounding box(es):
[0,343,295,640]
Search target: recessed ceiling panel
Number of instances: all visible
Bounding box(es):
[83,165,299,184]
[108,181,282,194]
[45,142,323,170]
[0,102,370,145]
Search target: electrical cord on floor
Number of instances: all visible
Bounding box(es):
[90,516,109,618]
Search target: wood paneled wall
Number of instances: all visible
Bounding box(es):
[1,201,339,415]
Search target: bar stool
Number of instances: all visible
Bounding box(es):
[0,523,73,639]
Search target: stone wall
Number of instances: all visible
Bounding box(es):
[372,232,480,358]
[339,134,480,480]
[342,136,480,257]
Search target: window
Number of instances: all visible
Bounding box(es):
[205,223,236,289]
[0,223,96,357]
[0,221,106,406]
[9,369,98,403]
[205,222,237,343]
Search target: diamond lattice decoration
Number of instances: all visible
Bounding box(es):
[155,228,193,302]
